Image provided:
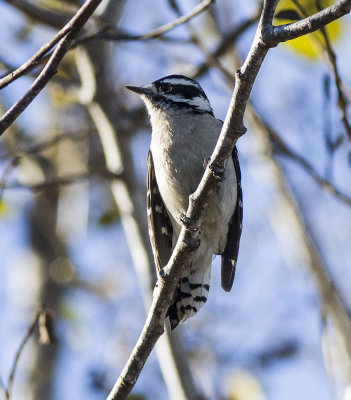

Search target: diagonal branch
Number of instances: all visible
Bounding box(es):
[0,0,104,136]
[1,310,41,400]
[106,5,275,400]
[105,1,351,399]
[78,0,214,43]
[4,0,71,28]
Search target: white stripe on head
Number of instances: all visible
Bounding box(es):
[165,93,212,113]
[161,77,200,88]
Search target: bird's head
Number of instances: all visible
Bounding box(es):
[126,74,214,116]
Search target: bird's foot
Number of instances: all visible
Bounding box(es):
[183,236,200,250]
[180,213,199,232]
[180,214,200,249]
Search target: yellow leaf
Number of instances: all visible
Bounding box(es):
[274,0,343,59]
[0,201,7,216]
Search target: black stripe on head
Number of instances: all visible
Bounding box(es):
[170,84,199,98]
[151,75,213,115]
[153,75,207,99]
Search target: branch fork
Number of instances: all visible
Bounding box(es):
[107,2,351,399]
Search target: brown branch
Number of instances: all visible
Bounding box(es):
[0,0,104,136]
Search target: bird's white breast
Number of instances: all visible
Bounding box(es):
[150,109,237,254]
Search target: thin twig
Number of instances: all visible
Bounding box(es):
[192,13,260,78]
[0,0,211,85]
[78,0,214,43]
[170,0,232,79]
[3,0,72,29]
[2,311,41,400]
[0,0,104,136]
[0,16,73,90]
[315,0,351,140]
[1,169,119,192]
[262,0,351,46]
[189,4,351,208]
[246,103,351,207]
[290,0,351,141]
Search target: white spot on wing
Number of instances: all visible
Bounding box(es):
[155,205,163,213]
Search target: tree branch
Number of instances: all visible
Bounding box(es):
[77,0,214,43]
[106,4,275,399]
[262,0,351,46]
[106,1,351,398]
[316,2,351,140]
[0,0,104,136]
[73,2,202,395]
[4,0,71,29]
[0,310,41,400]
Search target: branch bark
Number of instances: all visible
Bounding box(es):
[80,0,214,42]
[106,1,351,398]
[0,0,104,135]
[262,0,351,46]
[73,1,202,397]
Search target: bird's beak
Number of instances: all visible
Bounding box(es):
[125,85,151,96]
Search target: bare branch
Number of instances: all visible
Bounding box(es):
[0,0,211,87]
[316,4,351,140]
[77,0,214,43]
[262,0,351,46]
[1,310,41,400]
[0,0,104,136]
[4,0,71,28]
[74,2,202,394]
[1,169,119,193]
[192,13,260,79]
[106,1,351,398]
[246,103,351,207]
[0,2,83,91]
[289,0,351,141]
[106,6,273,399]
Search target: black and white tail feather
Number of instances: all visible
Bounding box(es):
[128,75,243,330]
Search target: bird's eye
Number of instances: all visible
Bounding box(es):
[160,83,172,93]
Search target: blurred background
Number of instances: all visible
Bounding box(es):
[0,0,351,399]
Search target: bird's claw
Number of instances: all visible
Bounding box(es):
[180,213,198,232]
[183,236,200,250]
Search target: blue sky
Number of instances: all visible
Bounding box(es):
[1,1,351,399]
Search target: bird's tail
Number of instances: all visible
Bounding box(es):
[167,265,211,330]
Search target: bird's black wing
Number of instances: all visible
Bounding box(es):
[221,146,243,292]
[147,151,173,272]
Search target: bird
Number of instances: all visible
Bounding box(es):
[126,75,242,329]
